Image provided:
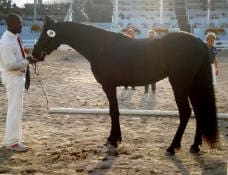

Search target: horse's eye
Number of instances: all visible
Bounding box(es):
[47,30,56,38]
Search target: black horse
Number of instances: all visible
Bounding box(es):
[32,17,219,155]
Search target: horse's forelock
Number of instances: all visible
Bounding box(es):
[44,16,55,26]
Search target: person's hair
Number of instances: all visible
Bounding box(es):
[148,29,156,34]
[148,29,156,37]
[206,32,216,41]
[6,13,20,26]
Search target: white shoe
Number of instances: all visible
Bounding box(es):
[6,143,30,152]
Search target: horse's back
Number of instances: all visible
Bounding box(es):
[92,31,208,87]
[162,32,204,55]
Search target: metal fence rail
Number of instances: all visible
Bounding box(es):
[215,40,228,50]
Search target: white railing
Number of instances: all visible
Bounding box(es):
[215,40,228,50]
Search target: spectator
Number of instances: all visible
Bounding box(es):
[205,32,219,85]
[0,65,2,85]
[145,29,157,93]
[124,29,136,90]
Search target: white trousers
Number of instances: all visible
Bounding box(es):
[211,63,216,85]
[3,73,25,146]
[0,71,2,83]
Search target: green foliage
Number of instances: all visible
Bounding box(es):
[72,0,88,22]
[0,0,23,19]
[0,0,12,15]
[84,0,113,22]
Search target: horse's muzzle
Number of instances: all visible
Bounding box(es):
[32,50,46,62]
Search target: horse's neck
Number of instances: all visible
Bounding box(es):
[57,22,110,62]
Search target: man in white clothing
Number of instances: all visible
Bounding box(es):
[0,13,36,151]
[0,66,2,85]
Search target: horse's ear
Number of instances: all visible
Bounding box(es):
[44,16,55,27]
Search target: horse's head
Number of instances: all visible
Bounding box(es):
[32,16,60,61]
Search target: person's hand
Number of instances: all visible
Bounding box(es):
[24,48,30,54]
[26,55,37,64]
[216,69,219,76]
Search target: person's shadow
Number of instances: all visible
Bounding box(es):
[0,147,16,173]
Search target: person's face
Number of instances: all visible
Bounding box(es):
[8,16,23,34]
[207,37,215,47]
[14,17,23,34]
[149,32,155,38]
[126,30,134,38]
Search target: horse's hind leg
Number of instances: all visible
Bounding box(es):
[102,85,122,147]
[190,119,202,153]
[166,86,192,155]
[189,93,203,153]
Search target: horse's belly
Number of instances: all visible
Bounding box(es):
[91,58,168,86]
[110,69,167,86]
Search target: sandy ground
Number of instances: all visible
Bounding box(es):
[0,49,227,175]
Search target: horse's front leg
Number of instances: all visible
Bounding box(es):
[102,85,122,147]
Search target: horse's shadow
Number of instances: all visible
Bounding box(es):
[88,153,114,175]
[168,155,191,175]
[168,153,226,175]
[192,153,226,175]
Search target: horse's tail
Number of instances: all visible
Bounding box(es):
[189,42,219,149]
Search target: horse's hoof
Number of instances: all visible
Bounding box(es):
[174,145,181,150]
[106,143,118,156]
[106,137,122,147]
[166,150,175,156]
[190,145,200,154]
[166,148,175,156]
[105,140,118,147]
[117,139,122,146]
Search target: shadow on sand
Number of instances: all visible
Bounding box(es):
[0,147,16,173]
[168,152,226,175]
[88,148,116,175]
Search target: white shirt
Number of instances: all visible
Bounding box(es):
[0,30,29,77]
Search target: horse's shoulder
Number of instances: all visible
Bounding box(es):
[110,32,131,42]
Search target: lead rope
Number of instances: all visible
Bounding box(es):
[31,63,49,111]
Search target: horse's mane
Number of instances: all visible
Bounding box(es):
[57,21,130,41]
